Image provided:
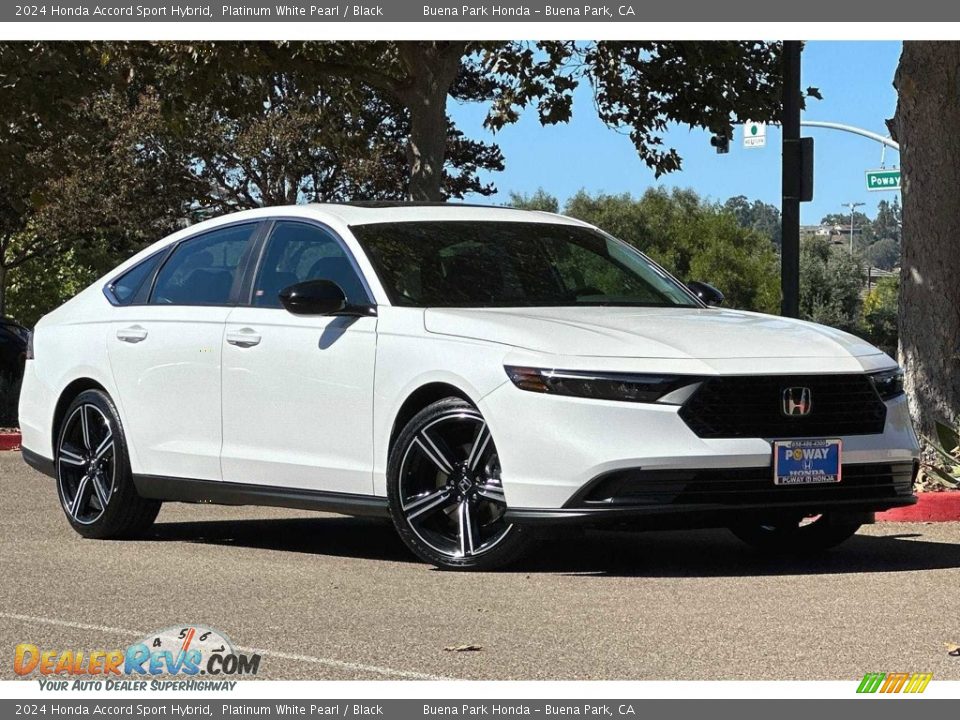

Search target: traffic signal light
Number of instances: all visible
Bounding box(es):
[710,133,730,154]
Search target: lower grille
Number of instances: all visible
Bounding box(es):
[678,374,887,439]
[574,462,917,509]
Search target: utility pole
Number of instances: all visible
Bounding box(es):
[841,201,865,255]
[780,41,802,318]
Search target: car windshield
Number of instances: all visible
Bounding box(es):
[351,221,699,308]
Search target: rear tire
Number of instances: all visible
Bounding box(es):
[730,513,861,555]
[387,397,527,570]
[55,389,161,539]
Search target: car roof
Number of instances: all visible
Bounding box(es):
[303,202,589,228]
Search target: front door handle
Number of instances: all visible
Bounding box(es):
[116,325,148,343]
[226,329,262,348]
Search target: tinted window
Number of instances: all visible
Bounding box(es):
[253,221,368,308]
[109,251,164,305]
[151,224,255,306]
[352,221,697,308]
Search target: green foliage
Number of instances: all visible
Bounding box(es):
[918,420,960,490]
[5,245,106,329]
[863,237,900,271]
[722,195,782,247]
[798,237,866,333]
[0,40,800,321]
[509,189,560,213]
[860,276,899,356]
[520,188,781,314]
[821,198,901,268]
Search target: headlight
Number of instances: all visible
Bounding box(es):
[504,366,702,405]
[870,367,904,400]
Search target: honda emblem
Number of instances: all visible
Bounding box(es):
[782,387,813,416]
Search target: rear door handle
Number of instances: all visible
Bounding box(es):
[226,329,262,348]
[116,325,148,343]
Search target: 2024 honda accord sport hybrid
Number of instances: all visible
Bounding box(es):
[19,203,919,569]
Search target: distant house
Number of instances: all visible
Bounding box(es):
[863,266,899,297]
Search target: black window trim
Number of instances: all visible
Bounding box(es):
[239,217,376,309]
[102,247,171,307]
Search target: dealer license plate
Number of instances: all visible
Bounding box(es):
[773,439,842,485]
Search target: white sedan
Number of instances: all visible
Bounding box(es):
[19,203,919,569]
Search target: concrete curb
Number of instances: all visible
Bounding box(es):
[877,492,960,522]
[0,432,21,451]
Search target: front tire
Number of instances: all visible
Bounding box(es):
[55,389,161,539]
[730,513,861,555]
[387,398,527,570]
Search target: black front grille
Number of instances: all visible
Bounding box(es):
[679,374,887,439]
[576,462,916,508]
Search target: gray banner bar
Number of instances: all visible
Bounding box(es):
[2,700,959,719]
[4,0,960,22]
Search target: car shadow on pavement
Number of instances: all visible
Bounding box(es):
[515,527,960,577]
[144,515,960,577]
[145,516,414,563]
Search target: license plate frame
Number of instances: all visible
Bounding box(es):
[772,438,842,486]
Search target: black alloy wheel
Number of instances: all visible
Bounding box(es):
[387,398,527,570]
[56,389,161,538]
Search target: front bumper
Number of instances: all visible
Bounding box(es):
[480,381,920,516]
[504,461,917,527]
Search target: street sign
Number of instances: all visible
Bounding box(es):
[866,169,901,191]
[743,121,766,148]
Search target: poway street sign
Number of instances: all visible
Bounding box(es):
[866,168,901,191]
[743,121,766,148]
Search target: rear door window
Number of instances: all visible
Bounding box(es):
[150,224,256,306]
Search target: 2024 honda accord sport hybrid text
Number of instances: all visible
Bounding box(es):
[19,203,919,569]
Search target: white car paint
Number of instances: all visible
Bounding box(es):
[19,203,919,516]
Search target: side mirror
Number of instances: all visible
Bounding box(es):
[687,281,725,307]
[279,280,347,316]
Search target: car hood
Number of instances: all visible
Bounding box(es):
[423,306,883,360]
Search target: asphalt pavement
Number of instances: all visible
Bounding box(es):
[2,451,959,681]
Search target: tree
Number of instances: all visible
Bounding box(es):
[137,43,504,209]
[0,43,111,316]
[863,237,900,271]
[798,237,865,334]
[888,41,960,437]
[872,198,902,243]
[0,44,204,317]
[723,195,782,247]
[861,276,899,357]
[213,41,789,201]
[0,41,505,319]
[509,189,560,214]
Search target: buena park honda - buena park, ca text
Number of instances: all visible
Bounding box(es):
[14,3,639,18]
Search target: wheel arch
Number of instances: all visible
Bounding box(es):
[388,382,473,453]
[52,378,109,449]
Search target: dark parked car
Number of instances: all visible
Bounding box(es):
[0,317,28,425]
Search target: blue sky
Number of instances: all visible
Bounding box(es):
[447,41,902,224]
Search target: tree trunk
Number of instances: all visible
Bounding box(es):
[406,96,450,201]
[890,42,960,438]
[399,43,465,201]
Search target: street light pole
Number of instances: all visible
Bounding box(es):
[841,201,865,255]
[780,41,802,318]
